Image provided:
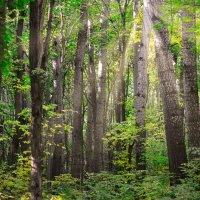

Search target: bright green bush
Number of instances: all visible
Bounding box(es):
[171,159,200,200]
[0,155,31,199]
[44,174,82,200]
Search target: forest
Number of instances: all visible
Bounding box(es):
[0,0,200,199]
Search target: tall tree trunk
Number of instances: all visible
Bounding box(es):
[182,3,200,160]
[41,0,55,106]
[71,1,88,179]
[29,0,45,198]
[47,118,54,186]
[51,37,65,178]
[115,39,126,123]
[86,20,96,172]
[150,0,187,184]
[115,0,129,123]
[39,0,56,184]
[115,17,127,169]
[93,0,110,172]
[7,1,29,164]
[0,0,6,164]
[128,0,140,165]
[132,0,141,97]
[0,1,6,95]
[135,0,151,171]
[10,9,28,164]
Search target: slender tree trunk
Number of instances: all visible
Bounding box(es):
[65,124,70,173]
[93,0,110,172]
[71,1,88,179]
[7,1,29,164]
[115,36,126,170]
[0,1,6,97]
[135,0,151,171]
[41,0,55,72]
[52,37,65,178]
[41,0,55,106]
[115,0,129,123]
[40,0,57,184]
[182,4,200,160]
[10,9,28,164]
[133,0,141,97]
[150,0,187,185]
[47,118,53,186]
[29,0,45,198]
[86,20,96,172]
[0,1,6,164]
[128,0,141,165]
[116,39,126,123]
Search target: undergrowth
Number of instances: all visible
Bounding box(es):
[0,159,199,200]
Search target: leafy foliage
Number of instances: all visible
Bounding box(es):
[0,0,199,199]
[0,155,31,199]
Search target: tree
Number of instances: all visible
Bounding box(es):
[115,0,129,123]
[134,0,151,171]
[182,1,200,160]
[29,0,45,198]
[150,0,187,184]
[41,0,55,105]
[10,7,28,164]
[51,37,65,178]
[93,0,110,172]
[1,0,200,198]
[0,1,6,94]
[86,19,97,172]
[128,0,140,164]
[71,1,88,179]
[0,0,6,163]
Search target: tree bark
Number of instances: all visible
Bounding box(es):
[29,0,45,198]
[150,0,187,184]
[0,0,6,165]
[182,3,200,160]
[43,0,57,184]
[7,1,29,165]
[10,9,29,164]
[41,0,55,106]
[135,0,151,171]
[0,1,6,96]
[71,1,88,179]
[93,0,110,172]
[86,20,97,172]
[115,0,129,123]
[132,0,141,98]
[128,0,141,165]
[115,43,126,122]
[51,37,65,178]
